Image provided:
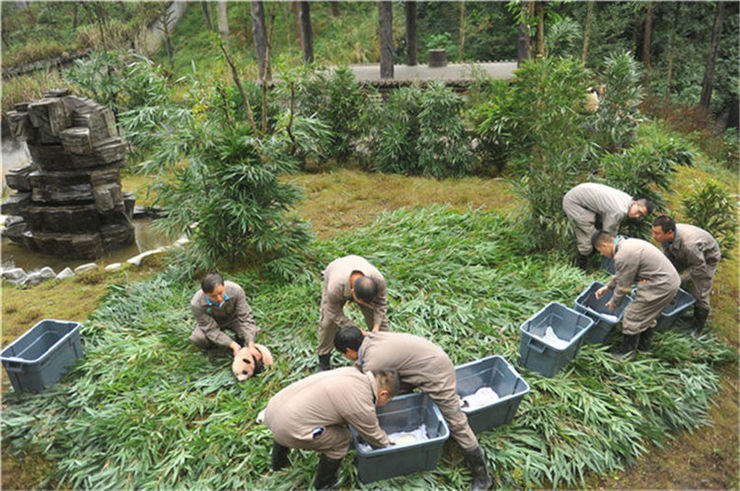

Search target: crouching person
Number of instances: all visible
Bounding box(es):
[264,367,400,490]
[592,231,680,359]
[334,327,493,491]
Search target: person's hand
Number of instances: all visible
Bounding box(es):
[606,301,616,311]
[372,324,380,333]
[230,341,242,357]
[248,345,262,362]
[595,286,609,300]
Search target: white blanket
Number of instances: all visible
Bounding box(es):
[358,424,429,451]
[534,326,570,350]
[461,387,500,411]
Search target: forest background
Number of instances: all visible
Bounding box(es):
[1,1,738,490]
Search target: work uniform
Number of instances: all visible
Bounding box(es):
[189,281,260,350]
[264,367,390,459]
[607,238,680,335]
[661,224,721,313]
[318,255,389,356]
[563,183,634,255]
[356,331,478,451]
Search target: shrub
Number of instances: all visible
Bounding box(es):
[682,180,738,257]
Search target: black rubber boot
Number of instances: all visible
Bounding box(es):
[691,307,709,338]
[271,441,290,471]
[317,354,331,372]
[574,253,590,272]
[637,328,655,352]
[464,446,493,491]
[314,454,342,490]
[613,333,639,360]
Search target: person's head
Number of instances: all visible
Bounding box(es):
[627,198,654,219]
[201,273,226,304]
[334,326,365,360]
[591,230,617,258]
[372,369,400,407]
[351,274,377,306]
[651,215,676,243]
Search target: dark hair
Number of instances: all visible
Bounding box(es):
[334,326,364,353]
[353,275,378,303]
[373,369,401,396]
[637,198,654,216]
[652,215,676,234]
[591,230,614,249]
[201,273,224,294]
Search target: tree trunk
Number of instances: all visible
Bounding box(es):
[700,1,724,109]
[293,1,302,50]
[161,5,174,69]
[378,1,393,79]
[201,1,212,31]
[664,2,680,104]
[216,1,229,49]
[581,1,594,65]
[331,2,339,16]
[535,1,545,57]
[642,1,654,75]
[459,0,465,62]
[405,1,417,66]
[299,1,313,64]
[251,1,270,83]
[517,22,531,66]
[72,2,79,29]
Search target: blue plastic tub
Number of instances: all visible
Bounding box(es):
[350,392,449,484]
[1,319,83,393]
[574,281,633,343]
[455,355,530,433]
[655,288,696,331]
[519,302,593,378]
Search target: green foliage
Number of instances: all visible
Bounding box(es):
[545,16,582,59]
[477,56,594,250]
[368,82,473,179]
[588,51,645,154]
[682,180,738,257]
[1,207,733,489]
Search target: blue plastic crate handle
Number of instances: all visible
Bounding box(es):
[4,360,25,372]
[527,337,546,354]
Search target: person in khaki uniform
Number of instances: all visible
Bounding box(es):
[334,328,492,491]
[563,182,653,270]
[189,273,262,362]
[264,367,400,490]
[651,215,722,337]
[593,231,680,358]
[317,255,389,371]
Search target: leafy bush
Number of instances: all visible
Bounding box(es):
[682,179,738,257]
[368,82,473,179]
[1,207,733,489]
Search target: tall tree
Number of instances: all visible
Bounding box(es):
[700,1,724,109]
[201,1,212,31]
[664,2,680,104]
[405,1,417,66]
[250,0,270,82]
[581,1,594,65]
[159,3,175,69]
[641,1,654,76]
[534,1,545,57]
[216,1,229,49]
[331,2,339,16]
[378,1,393,79]
[459,0,465,62]
[293,1,302,50]
[299,1,313,64]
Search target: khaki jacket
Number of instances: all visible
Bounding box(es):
[563,182,633,235]
[190,281,260,348]
[607,238,681,306]
[662,224,721,282]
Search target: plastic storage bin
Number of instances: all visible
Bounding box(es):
[655,288,696,331]
[455,355,530,433]
[574,281,633,343]
[1,319,83,393]
[351,392,449,484]
[519,302,593,378]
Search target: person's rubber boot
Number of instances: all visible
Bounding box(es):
[317,354,331,372]
[637,328,655,352]
[463,446,493,491]
[691,307,709,338]
[314,454,342,490]
[574,253,590,272]
[271,441,290,471]
[613,333,639,360]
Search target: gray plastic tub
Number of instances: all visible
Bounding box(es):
[655,288,696,331]
[350,392,449,484]
[1,319,83,393]
[455,355,530,433]
[574,281,633,343]
[519,302,593,378]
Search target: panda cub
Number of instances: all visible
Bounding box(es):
[231,344,274,382]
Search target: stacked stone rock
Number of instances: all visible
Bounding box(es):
[2,89,135,259]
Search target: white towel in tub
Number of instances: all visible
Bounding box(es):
[461,387,500,411]
[534,326,570,350]
[358,424,429,451]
